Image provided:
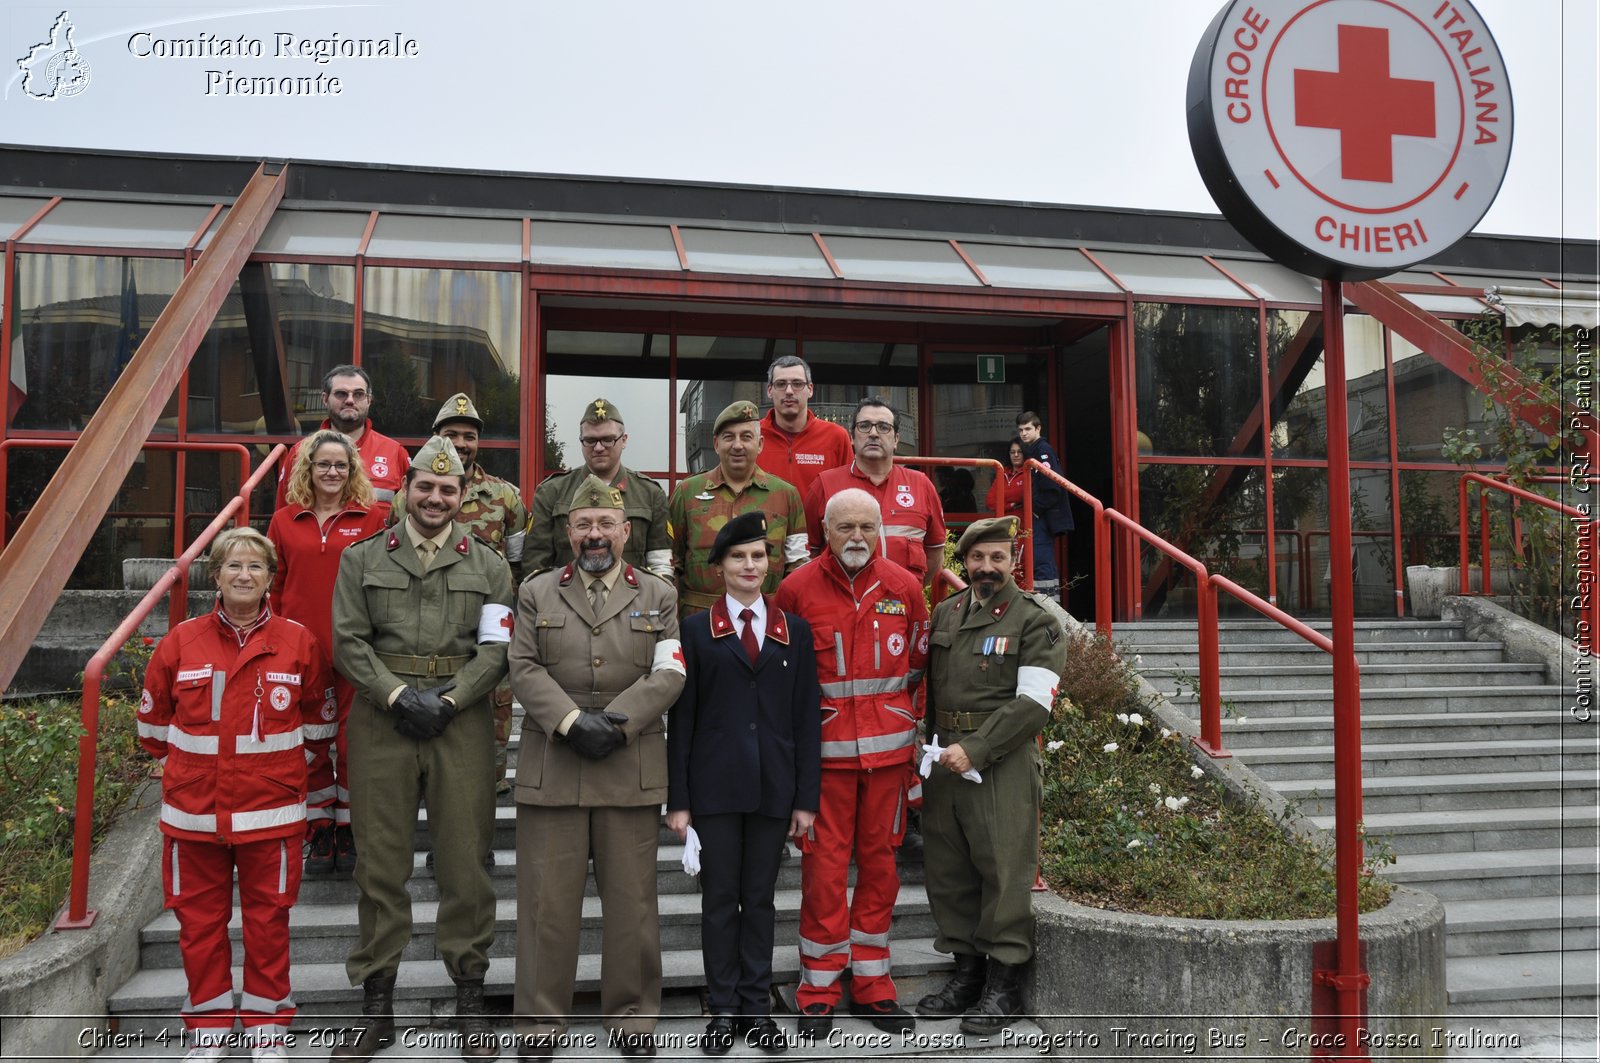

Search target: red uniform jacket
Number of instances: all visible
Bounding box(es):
[139,605,337,844]
[756,410,852,501]
[774,552,929,770]
[266,503,387,659]
[804,463,948,583]
[274,420,409,521]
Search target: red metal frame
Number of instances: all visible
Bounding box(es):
[56,444,286,929]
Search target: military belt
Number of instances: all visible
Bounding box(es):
[936,709,995,732]
[377,651,470,678]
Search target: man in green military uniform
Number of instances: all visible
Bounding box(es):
[329,436,515,1062]
[395,393,529,795]
[509,475,686,1060]
[524,398,672,580]
[916,516,1066,1036]
[667,400,807,617]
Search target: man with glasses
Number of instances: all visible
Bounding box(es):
[805,397,947,588]
[275,364,409,520]
[669,400,808,617]
[756,355,852,500]
[524,398,673,581]
[509,476,685,1060]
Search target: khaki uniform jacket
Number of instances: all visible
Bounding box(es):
[926,580,1066,768]
[509,563,685,807]
[525,466,672,579]
[331,522,515,710]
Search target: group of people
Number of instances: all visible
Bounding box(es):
[139,358,1070,1063]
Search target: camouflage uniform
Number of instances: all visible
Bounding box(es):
[667,401,808,616]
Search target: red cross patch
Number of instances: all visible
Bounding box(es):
[672,645,685,669]
[500,613,515,635]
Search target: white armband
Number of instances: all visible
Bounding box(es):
[1016,665,1059,711]
[653,638,686,676]
[783,532,810,566]
[504,531,525,564]
[478,604,514,644]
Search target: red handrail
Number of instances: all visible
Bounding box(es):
[1456,472,1595,640]
[56,445,286,930]
[1,440,256,632]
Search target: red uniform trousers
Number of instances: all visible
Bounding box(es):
[305,676,355,826]
[797,766,908,1008]
[162,833,303,1038]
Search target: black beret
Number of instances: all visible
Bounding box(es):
[709,511,769,565]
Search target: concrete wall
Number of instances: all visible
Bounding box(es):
[0,782,164,1061]
[1028,887,1448,1059]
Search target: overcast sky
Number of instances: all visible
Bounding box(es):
[2,0,1595,242]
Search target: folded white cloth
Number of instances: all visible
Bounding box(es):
[919,736,983,783]
[682,826,702,875]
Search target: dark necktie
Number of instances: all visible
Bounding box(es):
[740,607,759,665]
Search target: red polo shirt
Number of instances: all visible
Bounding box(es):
[757,410,852,501]
[805,461,947,582]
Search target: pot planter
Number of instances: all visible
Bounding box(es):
[1405,565,1514,618]
[1027,887,1446,1058]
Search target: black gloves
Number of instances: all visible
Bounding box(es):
[566,710,629,760]
[393,681,457,740]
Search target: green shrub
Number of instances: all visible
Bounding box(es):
[1041,629,1394,919]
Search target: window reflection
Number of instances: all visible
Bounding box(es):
[362,266,521,439]
[1134,303,1261,458]
[7,254,182,431]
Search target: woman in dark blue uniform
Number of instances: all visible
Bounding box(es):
[666,511,822,1055]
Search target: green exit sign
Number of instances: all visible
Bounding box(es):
[977,355,1006,383]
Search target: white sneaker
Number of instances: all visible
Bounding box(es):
[181,1045,228,1062]
[250,1042,289,1062]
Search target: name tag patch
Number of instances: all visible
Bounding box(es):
[177,666,214,683]
[266,672,301,686]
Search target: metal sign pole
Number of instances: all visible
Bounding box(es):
[1319,279,1371,1057]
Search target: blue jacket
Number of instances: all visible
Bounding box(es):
[667,596,822,819]
[1023,436,1075,534]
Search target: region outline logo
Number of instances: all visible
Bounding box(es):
[16,10,91,100]
[1187,0,1512,280]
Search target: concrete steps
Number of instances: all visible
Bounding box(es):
[1126,617,1598,1015]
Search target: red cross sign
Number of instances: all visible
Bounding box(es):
[1188,0,1512,279]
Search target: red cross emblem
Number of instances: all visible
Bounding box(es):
[500,613,515,635]
[1295,25,1434,183]
[672,645,685,669]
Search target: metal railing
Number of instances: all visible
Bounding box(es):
[1457,472,1595,637]
[56,445,286,929]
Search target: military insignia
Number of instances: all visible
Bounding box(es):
[455,396,469,416]
[432,452,452,474]
[594,399,609,420]
[610,488,623,507]
[139,689,153,715]
[887,632,906,657]
[558,563,575,585]
[1005,517,1019,537]
[387,532,401,550]
[694,491,715,501]
[270,685,292,712]
[624,566,639,586]
[875,599,907,615]
[456,536,471,554]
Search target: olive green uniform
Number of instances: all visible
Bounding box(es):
[525,465,672,579]
[923,579,1065,966]
[508,561,684,1040]
[667,467,807,615]
[331,520,514,985]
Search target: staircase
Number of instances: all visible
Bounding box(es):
[96,710,1042,1058]
[1126,617,1600,1017]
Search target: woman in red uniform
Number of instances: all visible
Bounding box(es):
[266,429,384,875]
[985,439,1029,584]
[139,527,335,1062]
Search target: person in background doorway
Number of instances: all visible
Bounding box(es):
[756,355,852,500]
[267,429,386,878]
[667,511,820,1056]
[274,365,409,521]
[1014,411,1073,600]
[984,438,1029,585]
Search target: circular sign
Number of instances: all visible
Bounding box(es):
[1187,0,1512,279]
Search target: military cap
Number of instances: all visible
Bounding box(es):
[432,392,483,432]
[713,400,761,437]
[569,473,627,513]
[709,510,768,565]
[411,435,466,478]
[955,515,1020,557]
[581,398,624,425]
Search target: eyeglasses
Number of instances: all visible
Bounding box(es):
[221,560,269,575]
[853,420,896,435]
[328,389,370,402]
[768,380,810,392]
[579,434,623,450]
[313,461,350,474]
[571,518,625,534]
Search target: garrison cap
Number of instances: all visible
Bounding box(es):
[581,398,624,425]
[432,392,483,432]
[955,515,1020,557]
[713,400,761,437]
[411,435,466,478]
[709,511,768,565]
[569,473,627,513]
